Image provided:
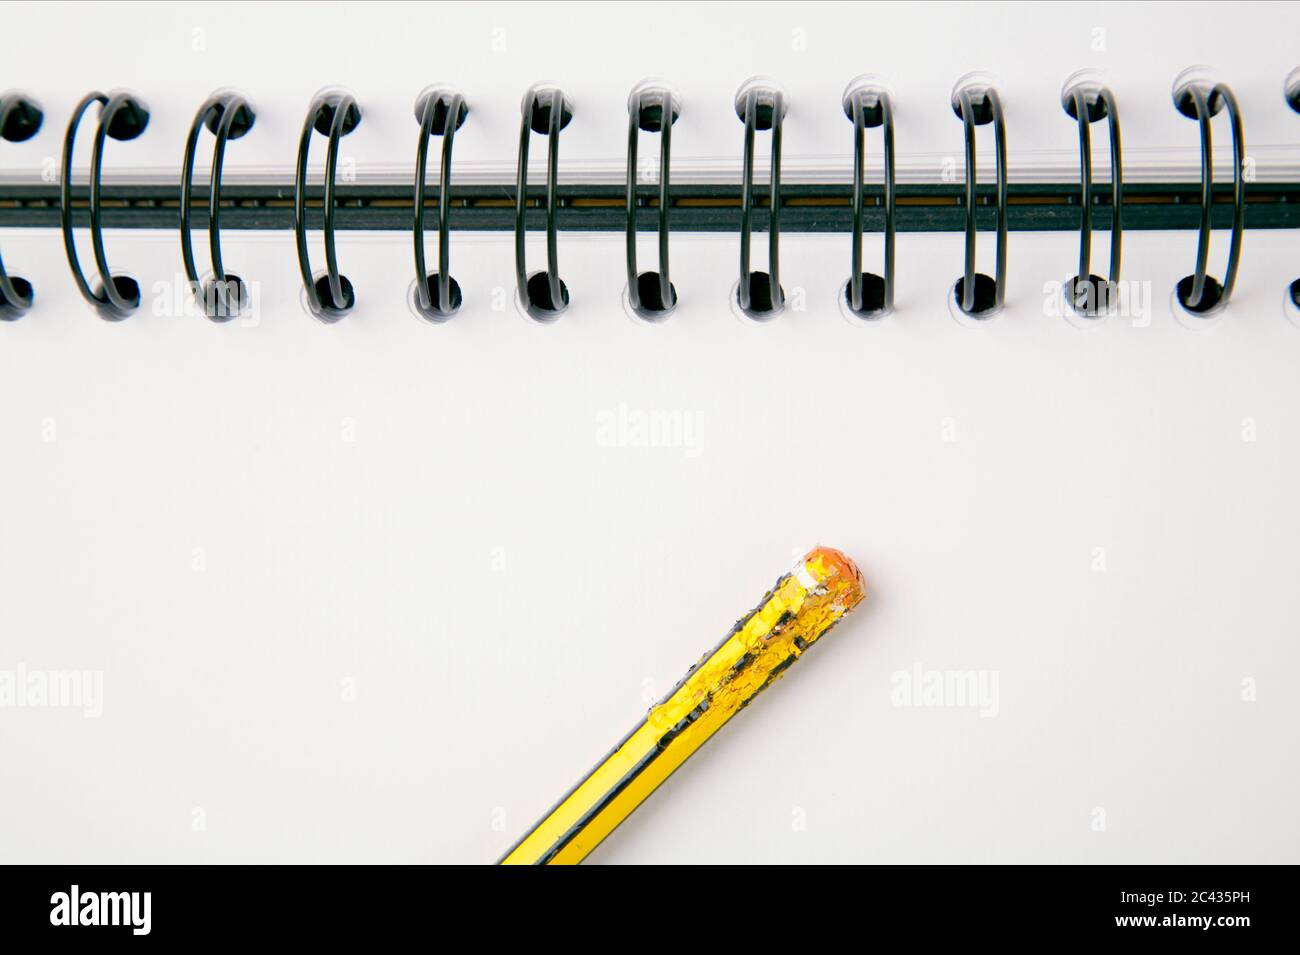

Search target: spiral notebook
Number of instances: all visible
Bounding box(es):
[2,1,1298,864]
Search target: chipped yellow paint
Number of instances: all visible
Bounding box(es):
[498,546,865,865]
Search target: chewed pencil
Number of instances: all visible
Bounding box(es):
[497,545,866,865]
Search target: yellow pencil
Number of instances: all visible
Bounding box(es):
[498,545,866,864]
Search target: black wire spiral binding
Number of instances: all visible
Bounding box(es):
[625,82,679,320]
[60,90,150,320]
[1284,70,1300,309]
[736,78,786,319]
[951,80,1007,318]
[842,78,895,319]
[295,88,361,323]
[413,87,467,322]
[1172,76,1244,316]
[5,73,1297,325]
[1062,80,1122,318]
[515,83,572,321]
[0,91,42,320]
[181,90,256,321]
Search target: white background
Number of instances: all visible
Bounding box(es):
[1,1,1298,863]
